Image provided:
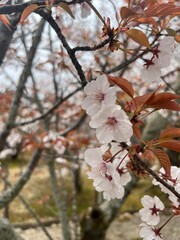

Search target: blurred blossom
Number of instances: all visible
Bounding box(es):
[0,148,16,159]
[7,132,22,148]
[81,2,91,18]
[54,137,66,155]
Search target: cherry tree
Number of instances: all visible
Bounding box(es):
[0,0,179,240]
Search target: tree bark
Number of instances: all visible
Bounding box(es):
[0,217,25,240]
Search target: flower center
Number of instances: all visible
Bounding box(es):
[96,162,107,174]
[143,59,154,69]
[150,204,160,216]
[95,92,105,102]
[106,117,117,126]
[105,174,113,181]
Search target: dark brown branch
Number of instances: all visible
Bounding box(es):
[61,113,87,136]
[0,0,87,15]
[133,154,180,199]
[72,38,111,53]
[37,9,87,86]
[13,86,83,128]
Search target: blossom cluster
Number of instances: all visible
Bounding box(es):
[139,165,180,240]
[139,195,164,240]
[153,166,180,208]
[82,74,133,200]
[0,130,22,159]
[42,131,67,155]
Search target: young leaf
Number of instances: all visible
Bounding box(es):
[143,149,157,163]
[108,75,134,98]
[175,35,180,43]
[19,4,39,23]
[126,29,151,48]
[159,140,180,153]
[132,88,160,113]
[135,17,157,28]
[165,28,177,37]
[120,6,136,20]
[152,149,171,177]
[159,128,180,140]
[132,122,142,140]
[0,15,11,30]
[59,3,75,19]
[146,92,180,111]
[145,3,174,17]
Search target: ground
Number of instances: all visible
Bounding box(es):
[16,212,180,240]
[1,161,180,240]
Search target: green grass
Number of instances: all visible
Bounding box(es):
[7,169,95,223]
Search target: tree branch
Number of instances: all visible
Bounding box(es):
[37,9,86,86]
[0,149,42,209]
[0,18,45,151]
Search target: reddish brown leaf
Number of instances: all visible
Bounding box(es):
[120,6,137,20]
[159,128,180,140]
[0,15,11,30]
[108,75,134,98]
[143,149,157,163]
[132,124,141,140]
[145,3,180,17]
[159,6,180,16]
[133,88,159,113]
[146,92,180,111]
[159,140,180,153]
[145,3,174,17]
[152,149,171,177]
[135,17,157,28]
[126,29,151,48]
[175,35,180,43]
[19,4,39,24]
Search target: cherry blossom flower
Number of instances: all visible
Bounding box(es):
[156,36,175,68]
[140,223,163,240]
[101,143,132,186]
[81,74,117,116]
[141,64,162,82]
[116,157,131,186]
[139,195,164,226]
[84,148,125,200]
[141,36,175,82]
[152,166,180,207]
[89,105,133,143]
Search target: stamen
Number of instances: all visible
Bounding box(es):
[106,117,117,126]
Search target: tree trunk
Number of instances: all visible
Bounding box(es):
[0,217,24,240]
